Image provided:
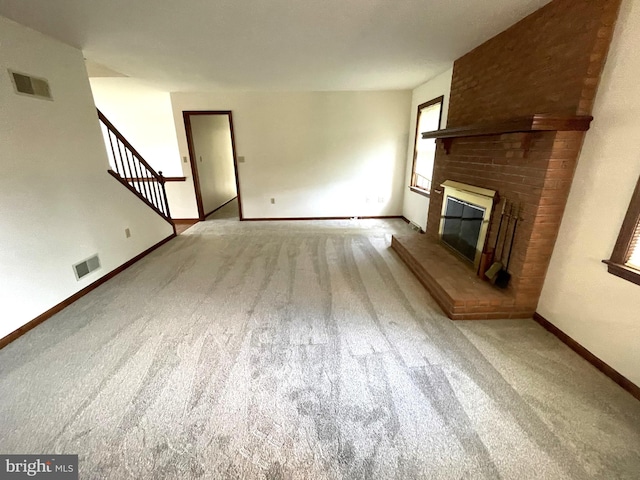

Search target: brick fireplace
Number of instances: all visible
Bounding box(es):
[392,0,621,320]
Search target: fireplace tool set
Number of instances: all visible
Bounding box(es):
[484,200,520,288]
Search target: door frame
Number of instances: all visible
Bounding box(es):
[183,110,244,220]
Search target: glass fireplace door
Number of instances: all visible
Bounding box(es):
[441,197,485,263]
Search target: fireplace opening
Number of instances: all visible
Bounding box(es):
[442,198,486,262]
[439,181,496,269]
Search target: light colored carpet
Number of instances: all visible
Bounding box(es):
[1,199,639,479]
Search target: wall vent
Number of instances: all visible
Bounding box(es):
[73,254,101,280]
[409,221,422,232]
[8,70,52,100]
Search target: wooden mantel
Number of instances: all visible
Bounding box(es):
[422,114,593,154]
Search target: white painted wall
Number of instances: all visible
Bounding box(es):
[89,78,182,176]
[89,78,198,219]
[402,68,453,231]
[163,174,199,219]
[538,0,640,386]
[189,114,237,215]
[170,91,412,219]
[0,16,174,340]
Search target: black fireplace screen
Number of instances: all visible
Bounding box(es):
[441,197,485,262]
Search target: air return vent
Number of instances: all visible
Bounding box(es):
[8,70,52,100]
[73,254,101,280]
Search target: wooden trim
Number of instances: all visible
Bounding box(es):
[400,217,410,224]
[243,215,404,221]
[183,112,205,220]
[421,114,593,140]
[533,313,640,402]
[204,196,238,219]
[418,96,445,112]
[107,170,173,225]
[409,186,431,198]
[0,233,176,350]
[228,111,244,221]
[604,174,640,286]
[182,110,234,116]
[172,218,200,223]
[410,96,444,190]
[602,260,640,286]
[183,111,242,221]
[123,176,186,182]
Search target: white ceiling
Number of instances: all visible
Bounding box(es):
[0,0,550,92]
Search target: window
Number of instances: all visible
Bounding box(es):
[410,96,444,196]
[604,174,640,286]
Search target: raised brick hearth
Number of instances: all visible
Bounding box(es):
[393,0,621,320]
[392,235,531,320]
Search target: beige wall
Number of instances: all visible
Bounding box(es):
[402,68,453,231]
[189,114,237,215]
[89,77,198,219]
[538,0,640,386]
[170,91,412,219]
[0,15,174,340]
[89,78,183,176]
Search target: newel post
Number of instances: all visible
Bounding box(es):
[158,171,171,219]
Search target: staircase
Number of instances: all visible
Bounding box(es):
[97,109,174,230]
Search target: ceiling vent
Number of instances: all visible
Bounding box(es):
[73,254,101,280]
[8,70,52,100]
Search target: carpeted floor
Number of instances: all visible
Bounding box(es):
[1,199,639,479]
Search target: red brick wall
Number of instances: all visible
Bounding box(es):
[447,0,621,127]
[421,0,621,317]
[427,131,584,312]
[426,132,556,245]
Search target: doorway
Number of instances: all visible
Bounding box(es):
[183,111,243,220]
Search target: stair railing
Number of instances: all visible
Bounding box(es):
[97,109,172,222]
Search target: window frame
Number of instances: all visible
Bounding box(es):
[603,174,640,286]
[409,95,444,198]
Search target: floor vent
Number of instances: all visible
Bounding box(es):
[73,254,101,280]
[9,70,52,100]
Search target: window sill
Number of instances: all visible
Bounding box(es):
[409,186,430,198]
[602,260,640,286]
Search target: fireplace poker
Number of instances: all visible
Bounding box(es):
[485,201,512,281]
[481,199,507,279]
[495,203,521,288]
